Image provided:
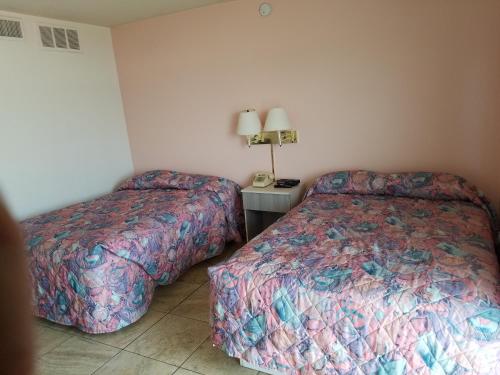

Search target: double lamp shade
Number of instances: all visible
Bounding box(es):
[237,107,291,136]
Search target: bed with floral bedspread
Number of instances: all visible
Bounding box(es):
[209,171,499,374]
[22,170,243,333]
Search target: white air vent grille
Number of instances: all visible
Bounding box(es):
[0,18,23,39]
[53,27,67,48]
[39,25,54,47]
[66,29,80,50]
[38,24,80,52]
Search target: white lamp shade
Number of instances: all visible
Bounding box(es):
[264,107,291,131]
[237,109,261,135]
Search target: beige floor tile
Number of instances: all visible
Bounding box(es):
[35,325,72,356]
[74,309,165,349]
[125,315,209,366]
[150,281,201,313]
[38,337,119,375]
[36,318,74,334]
[183,338,257,375]
[173,369,201,375]
[178,262,210,284]
[94,351,177,375]
[171,283,210,322]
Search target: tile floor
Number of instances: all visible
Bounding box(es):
[34,243,265,375]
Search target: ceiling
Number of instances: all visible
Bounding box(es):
[0,0,235,26]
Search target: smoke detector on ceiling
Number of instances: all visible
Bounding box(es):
[259,3,272,17]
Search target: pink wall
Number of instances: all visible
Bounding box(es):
[112,0,500,209]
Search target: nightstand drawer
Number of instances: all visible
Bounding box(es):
[243,192,291,213]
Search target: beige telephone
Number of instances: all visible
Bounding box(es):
[252,172,275,188]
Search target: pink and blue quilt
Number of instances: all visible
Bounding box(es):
[209,171,499,374]
[23,170,243,333]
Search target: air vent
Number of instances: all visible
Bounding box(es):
[38,24,80,52]
[66,29,80,50]
[0,17,23,39]
[53,27,67,48]
[39,26,54,47]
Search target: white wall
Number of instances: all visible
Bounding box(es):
[0,11,133,219]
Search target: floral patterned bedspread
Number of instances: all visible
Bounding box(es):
[22,171,243,333]
[209,171,500,374]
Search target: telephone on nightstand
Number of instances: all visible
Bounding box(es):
[252,172,275,188]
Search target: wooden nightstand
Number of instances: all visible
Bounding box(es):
[242,184,303,242]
